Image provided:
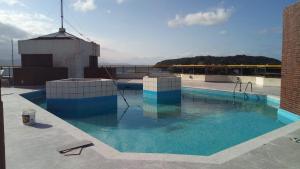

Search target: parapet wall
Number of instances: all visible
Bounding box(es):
[280,2,300,116]
[178,74,281,87]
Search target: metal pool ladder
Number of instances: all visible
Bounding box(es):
[103,67,130,107]
[243,82,253,100]
[233,77,242,98]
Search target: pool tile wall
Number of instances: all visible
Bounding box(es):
[46,79,117,117]
[46,79,117,99]
[278,108,300,124]
[143,76,181,92]
[143,76,181,104]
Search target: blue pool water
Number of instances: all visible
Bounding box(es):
[22,86,285,156]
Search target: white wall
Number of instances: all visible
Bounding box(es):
[179,74,206,81]
[18,39,100,78]
[178,73,281,87]
[205,75,236,82]
[256,77,281,87]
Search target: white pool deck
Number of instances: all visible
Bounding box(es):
[2,80,300,169]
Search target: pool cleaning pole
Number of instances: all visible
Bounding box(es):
[0,73,5,169]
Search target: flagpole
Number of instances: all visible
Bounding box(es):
[0,70,5,169]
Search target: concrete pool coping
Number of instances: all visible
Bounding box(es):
[4,86,300,165]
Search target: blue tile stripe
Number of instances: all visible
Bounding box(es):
[182,87,281,107]
[47,95,117,118]
[277,108,300,124]
[143,90,181,104]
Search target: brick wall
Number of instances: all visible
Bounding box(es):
[280,2,300,115]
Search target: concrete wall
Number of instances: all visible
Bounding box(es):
[205,75,236,83]
[280,2,300,116]
[178,74,280,87]
[18,39,100,78]
[237,76,257,84]
[179,74,206,81]
[256,77,281,87]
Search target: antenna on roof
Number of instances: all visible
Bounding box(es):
[59,0,66,33]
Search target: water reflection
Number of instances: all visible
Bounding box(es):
[143,97,181,119]
[66,109,118,128]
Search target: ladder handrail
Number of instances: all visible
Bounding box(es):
[233,78,242,97]
[104,67,130,107]
[243,82,253,100]
[244,82,253,93]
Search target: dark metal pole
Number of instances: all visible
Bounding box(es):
[61,0,64,29]
[0,73,6,169]
[11,40,13,68]
[11,39,14,86]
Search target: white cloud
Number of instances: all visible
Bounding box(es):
[219,30,227,35]
[168,8,233,28]
[0,9,57,60]
[0,0,24,6]
[0,10,56,35]
[258,27,281,35]
[116,0,125,5]
[73,0,96,12]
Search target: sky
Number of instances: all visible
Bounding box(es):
[0,0,297,65]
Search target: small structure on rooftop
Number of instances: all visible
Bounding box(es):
[13,27,100,86]
[19,28,100,78]
[13,0,115,86]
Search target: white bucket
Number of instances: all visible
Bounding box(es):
[22,109,36,125]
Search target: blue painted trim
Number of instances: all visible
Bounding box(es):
[277,108,300,124]
[266,96,280,108]
[143,90,181,104]
[21,90,46,101]
[47,95,117,118]
[182,87,269,103]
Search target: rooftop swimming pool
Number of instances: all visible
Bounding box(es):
[22,84,285,156]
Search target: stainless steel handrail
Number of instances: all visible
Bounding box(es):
[233,78,242,97]
[104,67,130,107]
[244,82,253,93]
[243,82,253,100]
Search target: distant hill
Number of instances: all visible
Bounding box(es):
[155,55,281,66]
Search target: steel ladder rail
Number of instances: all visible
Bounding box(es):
[233,78,242,97]
[243,82,253,100]
[103,67,130,107]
